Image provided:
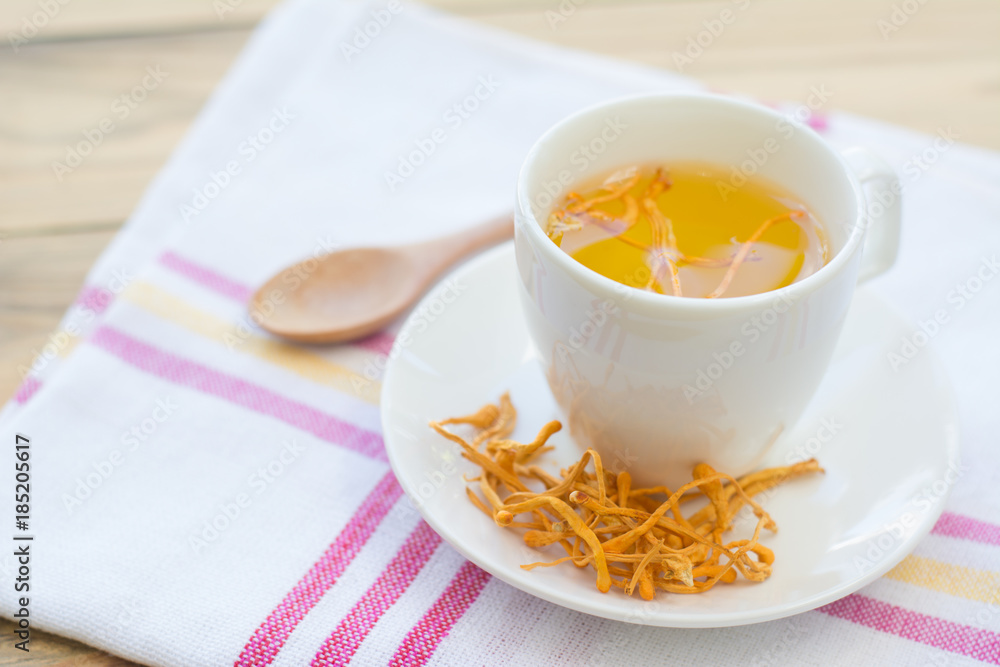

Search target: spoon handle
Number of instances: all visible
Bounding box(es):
[409,213,514,275]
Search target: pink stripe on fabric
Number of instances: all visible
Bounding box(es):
[235,471,402,667]
[12,377,42,404]
[818,594,1000,663]
[76,285,114,314]
[759,101,829,132]
[806,114,829,131]
[389,561,491,667]
[355,331,396,356]
[89,326,385,460]
[932,512,1000,547]
[159,251,253,303]
[311,522,443,667]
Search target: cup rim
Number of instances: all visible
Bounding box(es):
[515,91,867,315]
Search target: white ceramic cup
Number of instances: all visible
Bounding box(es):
[514,92,901,488]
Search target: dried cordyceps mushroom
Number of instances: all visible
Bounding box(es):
[429,394,824,600]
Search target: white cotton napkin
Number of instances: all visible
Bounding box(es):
[2,1,999,665]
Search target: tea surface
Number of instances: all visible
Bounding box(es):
[546,163,829,298]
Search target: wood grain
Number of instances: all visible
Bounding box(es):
[0,230,118,404]
[0,0,275,40]
[474,0,1000,147]
[0,0,996,664]
[0,30,261,232]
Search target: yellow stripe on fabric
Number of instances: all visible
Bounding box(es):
[886,554,1000,604]
[61,336,79,358]
[122,281,381,405]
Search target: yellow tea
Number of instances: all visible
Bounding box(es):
[546,163,829,298]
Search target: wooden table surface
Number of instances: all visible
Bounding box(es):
[0,0,997,663]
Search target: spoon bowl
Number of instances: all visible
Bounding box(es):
[252,215,512,344]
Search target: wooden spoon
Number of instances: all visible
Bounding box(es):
[251,214,513,344]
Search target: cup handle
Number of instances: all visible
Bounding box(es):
[840,147,902,283]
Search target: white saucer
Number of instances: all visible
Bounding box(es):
[381,243,960,628]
